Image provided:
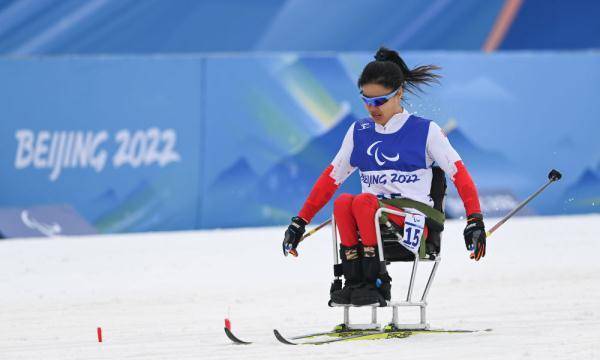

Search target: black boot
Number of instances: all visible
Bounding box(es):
[351,245,390,306]
[378,272,392,301]
[330,244,362,305]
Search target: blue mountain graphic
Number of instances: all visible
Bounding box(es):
[250,112,362,224]
[444,125,535,195]
[200,157,262,228]
[201,112,361,227]
[446,127,511,172]
[85,188,120,222]
[210,157,257,196]
[559,167,600,214]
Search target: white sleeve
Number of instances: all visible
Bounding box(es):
[426,122,462,179]
[330,123,357,185]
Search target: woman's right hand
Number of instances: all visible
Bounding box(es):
[282,216,307,257]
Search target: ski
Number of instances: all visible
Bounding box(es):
[224,327,252,345]
[273,327,492,345]
[282,327,378,341]
[226,321,491,345]
[273,329,380,345]
[279,330,353,341]
[225,326,371,345]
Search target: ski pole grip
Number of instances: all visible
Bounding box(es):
[548,169,562,182]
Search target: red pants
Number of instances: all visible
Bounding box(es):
[333,193,427,247]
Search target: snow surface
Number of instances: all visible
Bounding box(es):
[0,215,599,359]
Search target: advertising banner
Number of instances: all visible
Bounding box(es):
[0,53,598,235]
[0,57,203,233]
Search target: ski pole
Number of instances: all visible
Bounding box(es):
[301,218,332,241]
[486,169,562,238]
[288,218,332,257]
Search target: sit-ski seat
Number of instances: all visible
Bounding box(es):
[329,167,447,331]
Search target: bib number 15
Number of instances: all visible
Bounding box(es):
[402,211,425,254]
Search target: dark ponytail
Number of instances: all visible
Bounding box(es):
[358,46,440,94]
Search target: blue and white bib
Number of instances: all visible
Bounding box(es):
[350,115,434,205]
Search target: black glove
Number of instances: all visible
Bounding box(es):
[282,216,307,257]
[463,213,486,261]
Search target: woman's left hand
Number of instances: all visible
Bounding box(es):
[463,213,486,261]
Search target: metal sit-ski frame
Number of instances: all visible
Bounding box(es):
[330,206,442,331]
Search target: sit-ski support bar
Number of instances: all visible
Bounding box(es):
[331,207,440,330]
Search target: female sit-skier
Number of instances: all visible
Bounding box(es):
[282,47,487,306]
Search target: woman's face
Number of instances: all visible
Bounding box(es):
[360,83,403,125]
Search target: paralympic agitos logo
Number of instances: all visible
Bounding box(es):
[366,141,400,166]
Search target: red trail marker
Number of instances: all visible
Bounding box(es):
[97,327,103,343]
